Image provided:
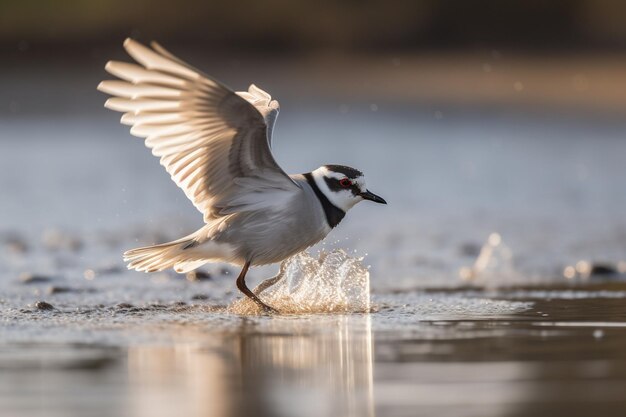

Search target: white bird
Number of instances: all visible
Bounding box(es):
[98,39,386,312]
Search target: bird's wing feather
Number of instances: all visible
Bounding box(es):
[98,39,299,221]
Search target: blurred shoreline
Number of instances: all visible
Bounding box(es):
[4,49,626,120]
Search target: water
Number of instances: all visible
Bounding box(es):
[1,288,625,417]
[2,97,626,415]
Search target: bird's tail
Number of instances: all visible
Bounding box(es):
[124,235,207,274]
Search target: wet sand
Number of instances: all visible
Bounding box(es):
[2,278,626,417]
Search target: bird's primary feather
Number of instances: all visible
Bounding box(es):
[98,38,299,223]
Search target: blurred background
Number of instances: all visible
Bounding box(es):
[4,0,626,116]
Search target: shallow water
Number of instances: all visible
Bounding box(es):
[2,240,626,417]
[2,100,626,416]
[2,284,626,417]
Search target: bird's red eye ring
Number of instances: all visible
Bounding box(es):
[340,178,352,188]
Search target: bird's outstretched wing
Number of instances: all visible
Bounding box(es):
[98,39,299,221]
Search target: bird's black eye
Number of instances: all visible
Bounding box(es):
[339,178,352,188]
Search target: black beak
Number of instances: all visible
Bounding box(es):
[360,190,387,204]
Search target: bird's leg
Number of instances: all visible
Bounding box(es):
[236,261,278,314]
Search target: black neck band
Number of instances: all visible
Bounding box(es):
[304,173,345,228]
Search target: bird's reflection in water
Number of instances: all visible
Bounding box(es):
[126,315,374,417]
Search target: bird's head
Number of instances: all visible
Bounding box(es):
[310,165,387,212]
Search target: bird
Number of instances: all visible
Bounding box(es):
[97,39,387,313]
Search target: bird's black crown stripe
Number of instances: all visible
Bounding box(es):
[304,172,345,229]
[323,165,363,179]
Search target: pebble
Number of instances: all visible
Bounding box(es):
[46,286,73,295]
[35,301,54,311]
[83,266,124,280]
[42,229,83,252]
[186,271,212,282]
[98,266,124,275]
[459,242,482,257]
[116,303,134,309]
[4,236,28,254]
[19,273,52,284]
[566,261,623,280]
[589,263,618,276]
[191,294,209,301]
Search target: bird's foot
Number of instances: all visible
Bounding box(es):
[259,301,279,315]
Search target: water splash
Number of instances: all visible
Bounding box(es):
[459,233,521,286]
[229,249,370,315]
